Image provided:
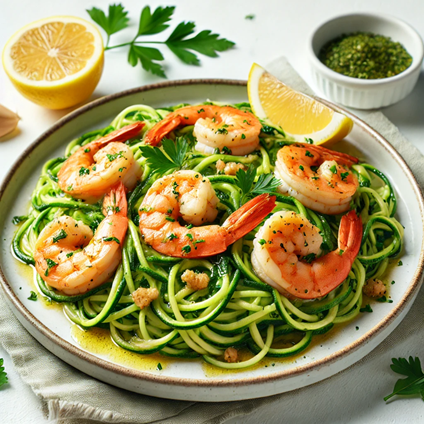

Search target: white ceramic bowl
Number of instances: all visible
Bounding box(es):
[308,13,424,109]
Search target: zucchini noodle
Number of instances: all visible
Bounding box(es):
[12,101,404,369]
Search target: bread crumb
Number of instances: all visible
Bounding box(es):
[224,347,238,363]
[181,269,210,290]
[132,287,159,309]
[363,278,386,298]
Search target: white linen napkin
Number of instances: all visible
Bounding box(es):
[1,56,423,423]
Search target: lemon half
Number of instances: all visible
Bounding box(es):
[248,63,353,146]
[2,16,104,109]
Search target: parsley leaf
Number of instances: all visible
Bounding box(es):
[252,174,281,196]
[384,357,424,401]
[87,4,234,77]
[0,358,8,388]
[138,6,175,36]
[103,236,120,244]
[128,45,165,78]
[166,22,235,66]
[28,291,38,301]
[235,167,280,204]
[87,4,129,43]
[139,137,188,174]
[52,229,67,244]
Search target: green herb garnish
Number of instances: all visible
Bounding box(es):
[235,167,280,205]
[330,165,337,174]
[0,359,8,388]
[360,304,373,313]
[319,32,412,79]
[258,239,266,246]
[79,167,90,176]
[384,357,424,402]
[182,245,191,254]
[107,151,124,161]
[103,236,120,244]
[341,172,349,181]
[139,137,188,174]
[28,291,38,301]
[52,229,67,244]
[87,4,235,78]
[45,258,58,276]
[157,362,163,370]
[305,150,314,158]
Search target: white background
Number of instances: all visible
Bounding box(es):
[1,0,424,422]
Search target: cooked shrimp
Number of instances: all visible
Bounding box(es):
[144,105,262,156]
[275,144,359,214]
[58,123,144,203]
[34,183,128,295]
[139,170,275,258]
[252,210,362,300]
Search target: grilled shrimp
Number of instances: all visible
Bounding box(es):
[34,183,128,295]
[139,170,276,258]
[275,144,359,214]
[144,105,262,155]
[252,210,362,299]
[58,122,144,203]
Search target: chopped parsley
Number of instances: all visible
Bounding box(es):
[165,216,175,222]
[301,253,316,263]
[360,304,373,313]
[305,137,314,144]
[167,233,178,240]
[258,239,266,246]
[398,260,403,266]
[182,245,191,254]
[305,150,314,157]
[84,148,91,153]
[241,133,246,139]
[157,362,163,370]
[339,249,344,255]
[0,358,8,388]
[79,167,90,176]
[197,108,205,113]
[299,165,304,171]
[28,291,38,301]
[103,236,120,244]
[186,233,193,240]
[330,165,337,174]
[222,146,232,154]
[45,258,58,276]
[245,14,255,20]
[341,172,349,181]
[52,229,67,243]
[107,151,124,162]
[215,127,228,135]
[186,224,193,229]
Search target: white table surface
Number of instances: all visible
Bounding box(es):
[1,0,424,422]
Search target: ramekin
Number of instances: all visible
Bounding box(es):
[308,13,424,109]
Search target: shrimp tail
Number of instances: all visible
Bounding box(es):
[223,194,276,245]
[102,182,128,217]
[338,210,362,258]
[94,122,144,149]
[144,115,184,146]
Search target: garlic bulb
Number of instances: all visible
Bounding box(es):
[0,104,19,138]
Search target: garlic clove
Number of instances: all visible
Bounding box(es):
[0,104,20,138]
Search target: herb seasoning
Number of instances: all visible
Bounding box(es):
[319,32,412,79]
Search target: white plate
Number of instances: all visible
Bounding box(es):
[1,80,423,402]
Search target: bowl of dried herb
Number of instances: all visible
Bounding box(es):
[308,13,424,109]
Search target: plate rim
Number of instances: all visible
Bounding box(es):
[1,78,424,389]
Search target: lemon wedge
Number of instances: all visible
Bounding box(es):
[248,63,353,146]
[2,16,104,110]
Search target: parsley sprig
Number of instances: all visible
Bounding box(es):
[87,4,235,77]
[0,358,8,388]
[235,167,280,205]
[384,357,424,402]
[139,137,188,175]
